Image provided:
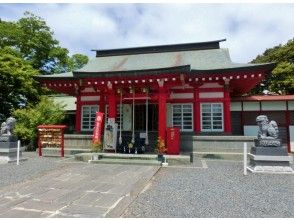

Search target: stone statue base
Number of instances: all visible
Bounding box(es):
[254,139,281,147]
[0,135,27,163]
[0,135,17,142]
[248,144,293,174]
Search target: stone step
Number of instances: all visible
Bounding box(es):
[88,158,162,166]
[75,152,191,165]
[99,153,158,160]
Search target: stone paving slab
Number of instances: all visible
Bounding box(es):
[0,162,159,218]
[0,208,51,218]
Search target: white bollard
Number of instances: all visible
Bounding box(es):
[17,140,20,165]
[243,142,247,175]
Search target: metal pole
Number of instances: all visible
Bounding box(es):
[244,142,247,175]
[17,140,20,165]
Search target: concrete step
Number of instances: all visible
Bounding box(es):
[75,152,191,166]
[89,158,162,166]
[99,153,158,160]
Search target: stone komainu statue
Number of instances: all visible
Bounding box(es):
[0,117,16,136]
[256,115,279,140]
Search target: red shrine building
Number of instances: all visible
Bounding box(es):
[36,39,294,153]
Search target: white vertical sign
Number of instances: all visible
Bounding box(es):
[17,140,20,165]
[243,142,247,175]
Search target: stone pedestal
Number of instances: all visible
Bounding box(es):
[248,146,293,174]
[0,135,26,163]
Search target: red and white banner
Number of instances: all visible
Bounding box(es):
[92,112,104,143]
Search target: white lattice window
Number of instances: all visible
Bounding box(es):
[201,103,223,132]
[172,104,193,131]
[81,105,99,131]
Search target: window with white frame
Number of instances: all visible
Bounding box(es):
[201,103,223,132]
[81,105,99,131]
[105,105,123,130]
[172,104,193,131]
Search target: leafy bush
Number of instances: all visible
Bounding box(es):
[13,96,65,150]
[91,140,103,153]
[156,136,166,155]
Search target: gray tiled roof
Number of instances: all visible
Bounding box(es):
[36,46,274,80]
[77,48,260,73]
[37,72,73,78]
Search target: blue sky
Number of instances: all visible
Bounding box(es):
[0,3,293,63]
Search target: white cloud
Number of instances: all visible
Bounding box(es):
[0,3,293,62]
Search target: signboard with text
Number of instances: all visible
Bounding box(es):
[103,119,118,151]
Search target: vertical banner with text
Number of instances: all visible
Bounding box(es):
[92,112,104,143]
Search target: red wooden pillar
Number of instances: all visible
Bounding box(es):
[108,89,117,120]
[158,88,167,143]
[223,89,232,133]
[75,95,82,133]
[99,94,106,133]
[194,88,201,133]
[285,101,291,153]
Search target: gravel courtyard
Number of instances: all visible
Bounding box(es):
[123,159,294,218]
[0,152,293,218]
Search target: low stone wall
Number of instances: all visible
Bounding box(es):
[64,134,92,149]
[192,136,256,160]
[193,136,255,152]
[180,134,194,153]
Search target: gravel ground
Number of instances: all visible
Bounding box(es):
[0,152,69,188]
[123,160,294,218]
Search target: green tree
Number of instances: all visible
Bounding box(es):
[13,96,65,150]
[53,53,89,73]
[0,12,88,74]
[0,12,88,119]
[251,38,294,94]
[0,47,40,121]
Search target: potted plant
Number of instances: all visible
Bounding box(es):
[91,140,103,160]
[156,136,166,162]
[128,142,133,154]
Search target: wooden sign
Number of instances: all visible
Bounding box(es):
[37,125,66,157]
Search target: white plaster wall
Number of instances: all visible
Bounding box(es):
[288,101,294,110]
[244,125,259,137]
[81,96,100,101]
[199,83,223,88]
[172,84,193,89]
[170,93,193,99]
[166,103,172,127]
[261,101,286,111]
[123,104,132,131]
[243,102,260,111]
[199,92,224,98]
[231,102,242,111]
[82,87,96,92]
[289,126,294,152]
